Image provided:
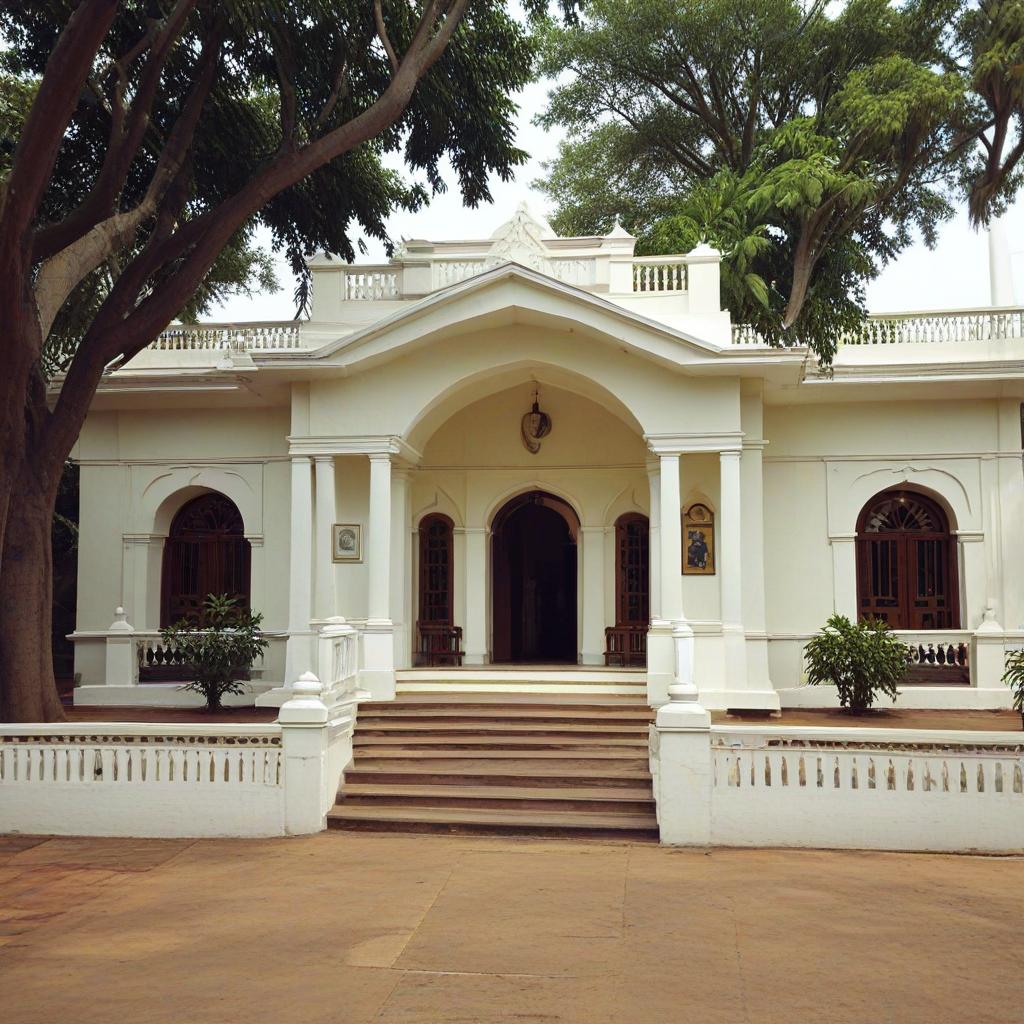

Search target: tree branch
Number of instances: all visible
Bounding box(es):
[374,0,400,73]
[33,28,223,343]
[0,0,119,251]
[31,0,199,264]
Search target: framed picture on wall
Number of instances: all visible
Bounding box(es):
[682,503,715,575]
[332,524,362,563]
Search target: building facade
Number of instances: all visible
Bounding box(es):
[69,205,1024,710]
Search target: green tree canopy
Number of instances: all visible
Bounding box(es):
[535,0,1017,362]
[0,0,562,721]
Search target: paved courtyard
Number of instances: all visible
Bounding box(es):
[0,833,1021,1024]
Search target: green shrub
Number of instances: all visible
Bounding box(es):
[160,594,268,711]
[804,614,907,713]
[1002,649,1024,727]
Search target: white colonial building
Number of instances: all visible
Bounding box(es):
[69,205,1024,711]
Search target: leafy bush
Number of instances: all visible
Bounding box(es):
[804,614,907,713]
[160,595,268,711]
[1002,649,1024,727]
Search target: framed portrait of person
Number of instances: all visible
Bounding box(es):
[332,524,362,563]
[682,503,715,575]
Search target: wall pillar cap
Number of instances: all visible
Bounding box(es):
[279,671,328,725]
[108,607,134,633]
[975,600,1005,635]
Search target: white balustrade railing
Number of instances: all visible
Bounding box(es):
[431,260,488,290]
[706,726,1024,852]
[0,723,286,837]
[154,322,301,351]
[344,267,400,300]
[895,630,971,683]
[135,632,270,682]
[852,307,1024,344]
[731,307,1024,346]
[632,257,687,293]
[317,620,359,701]
[0,672,357,838]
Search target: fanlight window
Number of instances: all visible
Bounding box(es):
[161,493,251,626]
[855,489,959,631]
[860,494,942,534]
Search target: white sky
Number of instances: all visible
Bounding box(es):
[211,77,1024,322]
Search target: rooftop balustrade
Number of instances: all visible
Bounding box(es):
[731,306,1024,347]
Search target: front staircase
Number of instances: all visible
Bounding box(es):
[328,694,659,840]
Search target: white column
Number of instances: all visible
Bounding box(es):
[719,449,748,689]
[363,453,395,699]
[648,452,691,705]
[313,456,336,620]
[740,444,771,690]
[390,468,411,669]
[463,527,488,665]
[580,526,606,665]
[367,454,392,622]
[660,454,684,623]
[647,461,661,620]
[285,456,314,684]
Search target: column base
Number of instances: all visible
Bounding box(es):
[646,620,676,706]
[361,619,396,701]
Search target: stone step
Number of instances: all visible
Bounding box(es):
[352,750,651,766]
[345,766,651,788]
[358,707,654,722]
[352,734,648,750]
[339,783,655,814]
[355,721,650,736]
[326,804,659,841]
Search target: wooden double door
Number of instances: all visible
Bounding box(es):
[855,490,959,630]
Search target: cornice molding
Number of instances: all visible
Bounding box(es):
[287,434,423,464]
[645,431,744,454]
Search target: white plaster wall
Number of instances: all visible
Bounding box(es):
[762,397,1016,688]
[73,407,292,685]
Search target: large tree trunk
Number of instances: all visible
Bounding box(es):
[0,464,66,722]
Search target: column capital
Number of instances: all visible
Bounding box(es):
[312,454,335,465]
[367,451,393,464]
[719,448,743,461]
[645,431,744,455]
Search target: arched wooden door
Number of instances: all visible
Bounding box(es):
[855,489,959,630]
[606,514,649,666]
[161,493,251,626]
[414,514,463,666]
[492,491,578,664]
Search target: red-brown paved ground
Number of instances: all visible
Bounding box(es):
[0,832,1021,1024]
[59,703,1022,731]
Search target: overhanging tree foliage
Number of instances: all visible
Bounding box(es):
[0,0,552,722]
[535,0,1022,360]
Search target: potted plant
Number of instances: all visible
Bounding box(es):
[1002,649,1024,728]
[160,594,268,711]
[804,614,907,713]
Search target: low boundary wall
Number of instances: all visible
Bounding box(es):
[651,695,1024,853]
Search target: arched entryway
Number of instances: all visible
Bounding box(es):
[491,491,578,663]
[855,488,959,629]
[161,492,251,625]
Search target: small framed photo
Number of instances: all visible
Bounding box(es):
[683,503,715,575]
[332,524,362,562]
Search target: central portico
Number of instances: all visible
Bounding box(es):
[265,206,789,710]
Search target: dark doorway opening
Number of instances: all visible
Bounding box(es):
[492,491,578,663]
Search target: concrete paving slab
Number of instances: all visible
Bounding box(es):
[0,832,1021,1024]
